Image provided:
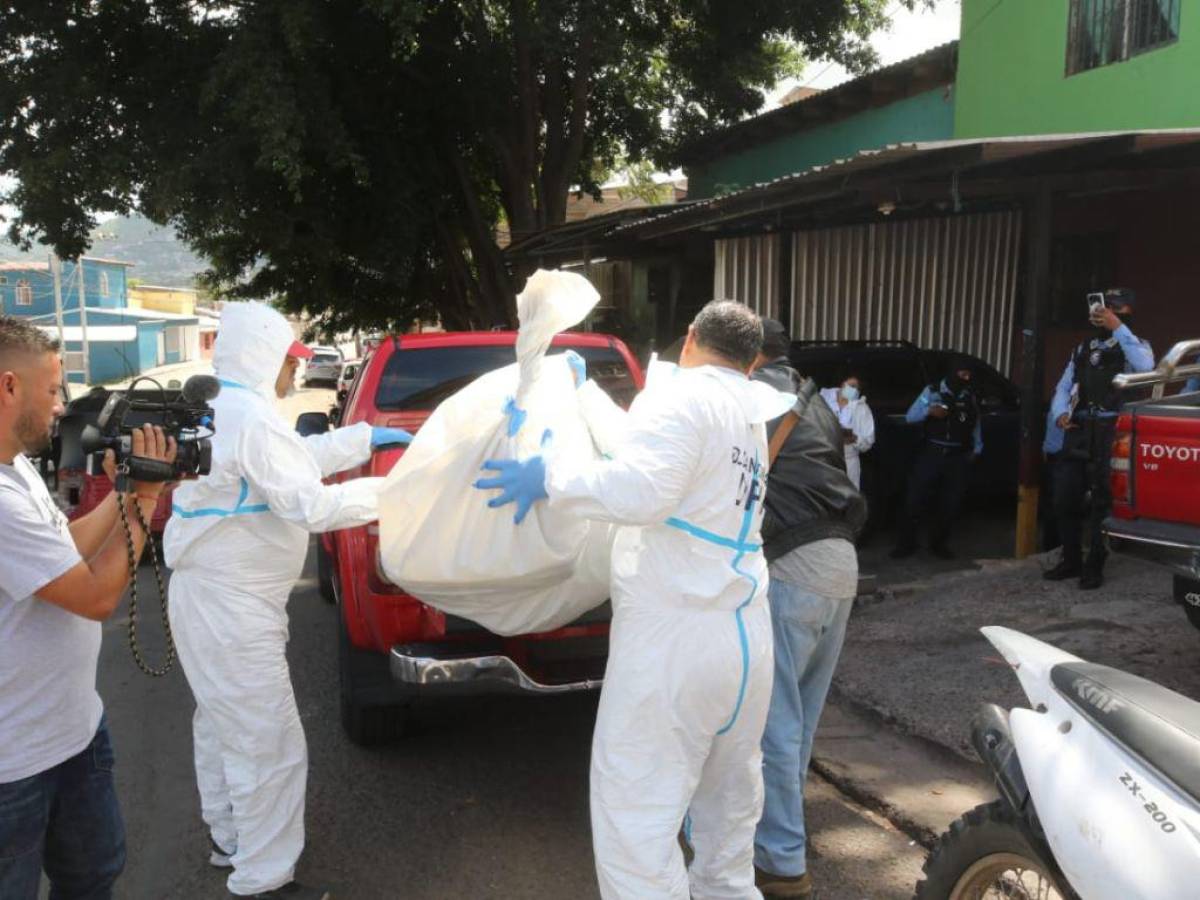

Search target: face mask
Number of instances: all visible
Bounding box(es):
[949,374,970,392]
[1116,312,1134,330]
[840,384,860,402]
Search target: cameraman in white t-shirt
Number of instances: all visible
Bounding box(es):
[0,316,174,900]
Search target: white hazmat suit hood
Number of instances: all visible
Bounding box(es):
[164,301,385,896]
[213,300,297,401]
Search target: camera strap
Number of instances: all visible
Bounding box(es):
[117,497,177,678]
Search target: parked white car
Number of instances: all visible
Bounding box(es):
[304,346,343,386]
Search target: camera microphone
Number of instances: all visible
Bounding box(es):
[182,374,222,404]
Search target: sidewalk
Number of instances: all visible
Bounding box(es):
[856,499,1016,590]
[812,702,992,847]
[811,549,1193,854]
[833,552,1194,760]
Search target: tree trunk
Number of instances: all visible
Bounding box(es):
[433,214,482,331]
[538,31,595,228]
[444,143,516,327]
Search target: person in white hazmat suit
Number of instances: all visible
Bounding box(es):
[818,371,875,490]
[477,300,786,899]
[164,302,409,900]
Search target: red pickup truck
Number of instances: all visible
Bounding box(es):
[300,331,644,744]
[1103,340,1200,629]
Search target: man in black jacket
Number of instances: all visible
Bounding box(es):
[750,319,867,900]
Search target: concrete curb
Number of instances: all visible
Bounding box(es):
[810,701,994,849]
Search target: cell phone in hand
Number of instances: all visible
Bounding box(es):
[1086,291,1106,314]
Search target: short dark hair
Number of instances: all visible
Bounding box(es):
[760,318,791,359]
[691,300,763,368]
[0,315,59,369]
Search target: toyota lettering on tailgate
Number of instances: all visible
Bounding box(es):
[1139,442,1200,470]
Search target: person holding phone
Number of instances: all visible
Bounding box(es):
[1044,288,1153,589]
[892,356,982,560]
[819,372,875,489]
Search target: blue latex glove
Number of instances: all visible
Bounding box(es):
[371,426,414,448]
[475,455,548,524]
[564,350,586,389]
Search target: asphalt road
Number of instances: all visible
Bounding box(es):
[85,386,925,900]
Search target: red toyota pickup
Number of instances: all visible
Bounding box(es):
[300,331,644,744]
[1103,339,1200,629]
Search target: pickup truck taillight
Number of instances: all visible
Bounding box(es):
[1110,414,1134,519]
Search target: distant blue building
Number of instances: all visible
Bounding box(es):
[0,257,130,316]
[0,257,198,384]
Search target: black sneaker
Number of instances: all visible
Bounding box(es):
[1043,560,1082,581]
[1079,570,1104,591]
[233,884,331,900]
[930,543,956,560]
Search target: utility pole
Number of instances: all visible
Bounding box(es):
[50,253,70,395]
[76,258,91,384]
[50,254,66,348]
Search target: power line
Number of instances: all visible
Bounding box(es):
[800,0,1003,91]
[802,0,905,89]
[961,0,1007,43]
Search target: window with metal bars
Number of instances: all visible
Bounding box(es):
[1067,0,1181,75]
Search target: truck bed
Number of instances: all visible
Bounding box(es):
[1104,345,1200,589]
[1115,393,1200,528]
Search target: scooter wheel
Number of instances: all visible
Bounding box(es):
[914,800,1074,899]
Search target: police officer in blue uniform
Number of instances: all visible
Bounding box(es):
[1045,288,1154,589]
[892,355,983,560]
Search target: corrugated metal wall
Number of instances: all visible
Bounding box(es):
[713,234,781,320]
[790,210,1023,374]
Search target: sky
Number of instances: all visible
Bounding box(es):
[767,0,962,106]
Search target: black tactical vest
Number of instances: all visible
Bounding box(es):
[1072,335,1125,413]
[924,382,979,451]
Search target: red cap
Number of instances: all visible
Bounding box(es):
[288,340,315,360]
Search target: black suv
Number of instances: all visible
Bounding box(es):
[787,341,1020,531]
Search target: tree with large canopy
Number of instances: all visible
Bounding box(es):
[0,0,911,332]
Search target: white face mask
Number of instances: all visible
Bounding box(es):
[840,384,860,402]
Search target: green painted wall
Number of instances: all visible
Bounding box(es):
[686,87,956,199]
[955,0,1200,138]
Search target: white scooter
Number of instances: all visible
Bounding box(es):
[915,626,1200,899]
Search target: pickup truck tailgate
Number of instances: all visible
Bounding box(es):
[1132,406,1200,525]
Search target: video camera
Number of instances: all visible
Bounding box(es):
[81,374,220,488]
